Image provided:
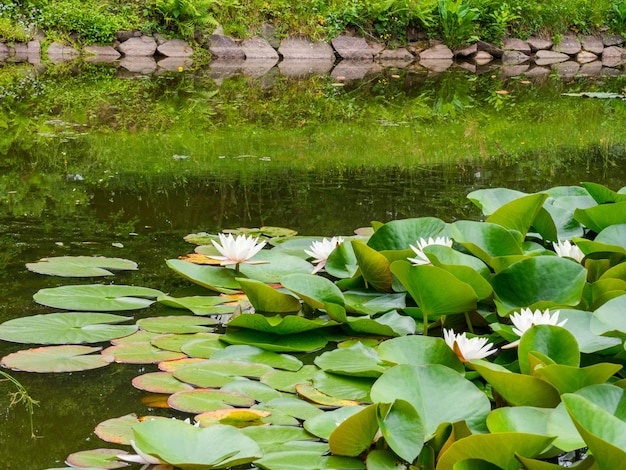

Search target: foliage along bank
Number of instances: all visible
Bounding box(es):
[0,0,626,51]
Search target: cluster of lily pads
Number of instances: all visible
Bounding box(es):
[2,182,626,469]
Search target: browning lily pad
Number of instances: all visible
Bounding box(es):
[26,256,138,277]
[94,414,140,445]
[195,409,271,427]
[1,345,113,373]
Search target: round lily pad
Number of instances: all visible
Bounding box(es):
[94,414,140,445]
[168,389,255,413]
[1,345,113,373]
[137,316,218,334]
[132,372,194,394]
[33,285,163,311]
[26,256,138,277]
[65,448,130,469]
[0,312,137,344]
[195,409,271,427]
[101,342,187,364]
[151,332,221,352]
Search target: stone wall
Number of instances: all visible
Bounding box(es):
[2,29,625,78]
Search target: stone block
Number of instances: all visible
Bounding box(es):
[241,36,278,60]
[118,36,157,57]
[158,39,193,57]
[331,35,373,60]
[278,37,334,60]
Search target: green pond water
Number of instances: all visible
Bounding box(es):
[1,59,626,468]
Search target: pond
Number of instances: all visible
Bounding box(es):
[1,58,626,469]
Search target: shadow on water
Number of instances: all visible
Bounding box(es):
[0,58,625,468]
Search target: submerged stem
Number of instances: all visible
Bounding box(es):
[1,370,39,438]
[464,311,474,334]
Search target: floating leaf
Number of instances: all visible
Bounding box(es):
[281,273,345,309]
[253,397,324,421]
[166,259,241,294]
[211,345,303,371]
[351,240,393,293]
[173,359,273,387]
[137,315,218,334]
[303,406,365,440]
[1,345,112,372]
[168,389,254,413]
[65,448,130,469]
[295,383,363,407]
[237,278,301,313]
[102,342,186,364]
[345,310,416,337]
[376,334,464,373]
[378,399,425,463]
[26,256,138,277]
[591,295,626,338]
[491,256,586,314]
[94,414,140,445]
[0,312,136,344]
[435,433,555,470]
[367,217,446,251]
[329,403,380,457]
[312,371,374,401]
[518,325,580,375]
[370,364,490,438]
[132,372,194,394]
[238,250,314,283]
[221,379,283,403]
[33,285,163,311]
[227,314,336,335]
[314,342,388,378]
[261,364,320,393]
[221,328,329,353]
[181,336,227,358]
[467,188,527,215]
[343,290,406,316]
[151,332,220,353]
[195,408,271,427]
[157,295,232,315]
[254,451,365,470]
[486,193,551,241]
[132,419,262,468]
[574,202,626,233]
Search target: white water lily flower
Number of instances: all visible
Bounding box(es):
[504,308,567,348]
[408,236,453,265]
[117,439,167,465]
[305,236,344,274]
[553,240,584,263]
[443,328,497,363]
[209,233,267,267]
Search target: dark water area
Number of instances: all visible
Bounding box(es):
[1,59,626,469]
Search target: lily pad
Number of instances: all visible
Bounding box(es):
[211,345,303,371]
[227,313,336,335]
[137,315,218,334]
[1,345,112,372]
[166,259,241,294]
[101,342,186,364]
[195,408,271,427]
[173,359,274,387]
[221,328,329,353]
[168,389,254,413]
[94,414,140,445]
[132,419,262,468]
[33,285,163,311]
[132,372,194,394]
[303,406,365,440]
[314,342,388,378]
[157,295,233,316]
[151,332,221,353]
[221,379,283,403]
[65,448,130,469]
[0,312,136,344]
[26,256,138,277]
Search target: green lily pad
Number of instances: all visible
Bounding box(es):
[221,328,329,352]
[65,448,130,469]
[574,201,626,233]
[240,425,318,448]
[314,342,388,378]
[252,397,323,421]
[329,403,380,457]
[467,188,527,215]
[151,332,220,352]
[343,290,406,316]
[591,295,626,339]
[166,259,241,294]
[1,345,113,372]
[137,315,218,334]
[26,256,138,277]
[450,220,524,267]
[281,273,345,310]
[312,371,374,401]
[352,240,393,293]
[221,379,283,403]
[33,284,163,311]
[487,406,553,435]
[168,389,255,413]
[132,372,194,394]
[435,433,555,470]
[518,325,580,375]
[94,413,140,445]
[303,406,365,440]
[0,312,136,344]
[491,256,587,314]
[227,313,337,335]
[157,295,233,316]
[237,278,301,314]
[378,399,425,463]
[101,342,186,364]
[211,345,303,371]
[376,335,464,373]
[181,335,227,358]
[132,419,262,468]
[595,224,626,250]
[345,310,416,337]
[194,408,271,427]
[238,250,314,283]
[370,364,491,438]
[367,217,446,251]
[173,359,273,387]
[260,364,320,393]
[254,451,365,470]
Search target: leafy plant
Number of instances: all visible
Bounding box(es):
[154,0,219,38]
[437,0,480,48]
